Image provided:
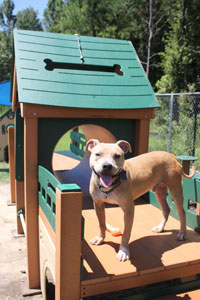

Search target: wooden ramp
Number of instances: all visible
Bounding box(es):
[81,203,200,298]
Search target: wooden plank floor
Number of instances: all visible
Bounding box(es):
[52,152,80,171]
[81,203,200,298]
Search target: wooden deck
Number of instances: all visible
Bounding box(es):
[81,203,200,298]
[52,152,80,171]
[52,152,200,298]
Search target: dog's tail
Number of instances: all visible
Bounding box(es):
[182,165,195,179]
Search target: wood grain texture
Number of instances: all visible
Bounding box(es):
[81,204,200,297]
[24,117,40,288]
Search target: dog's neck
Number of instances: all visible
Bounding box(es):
[92,168,127,198]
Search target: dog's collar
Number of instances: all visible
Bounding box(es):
[92,168,127,198]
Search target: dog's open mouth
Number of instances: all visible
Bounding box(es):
[92,167,120,188]
[99,175,113,188]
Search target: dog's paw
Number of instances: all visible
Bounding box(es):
[152,224,164,233]
[117,245,130,262]
[90,236,104,245]
[177,231,186,241]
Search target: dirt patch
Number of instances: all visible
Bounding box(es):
[0,184,43,300]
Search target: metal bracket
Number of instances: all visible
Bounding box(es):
[17,209,25,217]
[75,34,84,63]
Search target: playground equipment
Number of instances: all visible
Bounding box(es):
[0,80,11,107]
[0,81,15,162]
[9,29,200,300]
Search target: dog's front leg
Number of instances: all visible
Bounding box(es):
[117,201,135,262]
[90,200,106,245]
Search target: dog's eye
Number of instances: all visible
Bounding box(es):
[95,153,101,157]
[114,154,121,159]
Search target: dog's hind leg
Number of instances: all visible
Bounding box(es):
[168,183,186,241]
[152,182,170,233]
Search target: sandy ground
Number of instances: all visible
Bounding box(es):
[0,184,43,300]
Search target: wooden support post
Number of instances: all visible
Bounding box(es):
[11,62,19,112]
[8,126,15,203]
[55,188,82,300]
[134,119,150,156]
[182,160,190,175]
[176,156,197,175]
[24,117,40,288]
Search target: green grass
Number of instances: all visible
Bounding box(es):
[54,131,71,152]
[0,105,11,117]
[0,161,10,185]
[54,128,86,152]
[149,131,200,171]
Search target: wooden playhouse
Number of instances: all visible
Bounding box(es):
[10,30,200,300]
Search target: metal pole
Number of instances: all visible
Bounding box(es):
[17,209,26,235]
[168,92,174,153]
[20,213,26,236]
[192,96,198,156]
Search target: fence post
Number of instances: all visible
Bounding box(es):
[192,96,198,156]
[168,92,174,153]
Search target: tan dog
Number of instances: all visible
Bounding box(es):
[86,139,195,262]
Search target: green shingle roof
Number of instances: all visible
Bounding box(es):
[13,30,159,110]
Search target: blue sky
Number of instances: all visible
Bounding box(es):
[0,0,48,20]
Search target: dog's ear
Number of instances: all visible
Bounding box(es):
[86,139,100,152]
[117,140,132,154]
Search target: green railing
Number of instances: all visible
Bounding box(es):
[38,165,84,280]
[150,173,200,233]
[38,165,82,232]
[70,130,86,158]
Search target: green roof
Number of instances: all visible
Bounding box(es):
[13,30,159,110]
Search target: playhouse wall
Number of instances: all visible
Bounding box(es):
[37,118,136,200]
[39,215,55,299]
[38,118,136,171]
[0,110,15,161]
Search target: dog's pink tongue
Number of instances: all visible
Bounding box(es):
[100,175,113,188]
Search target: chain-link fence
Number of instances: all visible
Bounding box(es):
[149,92,200,169]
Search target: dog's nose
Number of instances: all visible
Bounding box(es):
[103,163,112,170]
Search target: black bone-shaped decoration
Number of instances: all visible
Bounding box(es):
[44,59,123,76]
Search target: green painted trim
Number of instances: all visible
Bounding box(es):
[38,165,84,279]
[70,130,86,158]
[15,109,24,181]
[177,155,197,162]
[57,183,81,192]
[17,209,25,217]
[38,165,82,231]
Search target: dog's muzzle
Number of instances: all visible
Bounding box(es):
[92,167,127,198]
